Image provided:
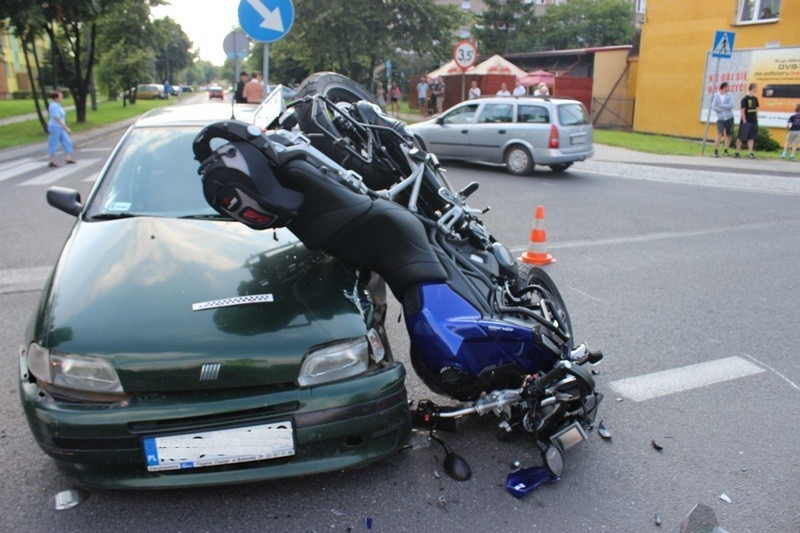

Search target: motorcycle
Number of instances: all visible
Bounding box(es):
[192,73,604,482]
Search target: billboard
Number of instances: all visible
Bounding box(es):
[699,46,800,128]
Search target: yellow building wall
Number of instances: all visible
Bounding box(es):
[593,49,631,97]
[634,0,799,140]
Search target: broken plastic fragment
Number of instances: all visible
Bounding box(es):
[432,469,440,479]
[331,508,347,517]
[652,440,663,451]
[505,465,559,498]
[655,513,661,526]
[365,516,373,529]
[591,369,600,375]
[511,460,521,470]
[54,489,85,511]
[598,420,612,439]
[720,493,732,504]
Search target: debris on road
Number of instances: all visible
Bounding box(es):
[598,420,612,439]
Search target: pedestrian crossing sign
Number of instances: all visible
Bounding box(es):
[712,31,735,58]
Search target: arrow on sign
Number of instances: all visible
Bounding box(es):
[246,0,285,31]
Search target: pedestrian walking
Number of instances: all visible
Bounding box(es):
[389,82,401,116]
[781,103,800,160]
[711,81,734,157]
[734,83,759,159]
[47,91,76,168]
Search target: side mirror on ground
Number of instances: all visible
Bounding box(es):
[47,187,82,217]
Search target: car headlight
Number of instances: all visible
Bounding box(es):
[298,338,369,387]
[26,342,123,393]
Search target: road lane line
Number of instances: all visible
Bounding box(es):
[609,356,766,402]
[19,159,101,186]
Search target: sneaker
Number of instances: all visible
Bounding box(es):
[780,152,787,159]
[713,150,719,158]
[748,153,755,159]
[734,152,741,158]
[723,150,729,157]
[791,155,796,160]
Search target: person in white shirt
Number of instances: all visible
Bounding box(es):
[468,80,481,100]
[533,82,550,96]
[496,82,511,96]
[512,79,526,96]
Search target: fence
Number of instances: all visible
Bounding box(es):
[592,96,635,130]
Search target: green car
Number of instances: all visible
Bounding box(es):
[19,104,411,489]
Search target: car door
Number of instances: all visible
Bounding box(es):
[469,102,516,163]
[424,102,480,158]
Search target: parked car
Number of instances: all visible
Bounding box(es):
[135,84,166,100]
[409,95,594,174]
[20,103,411,489]
[208,85,224,100]
[179,85,194,93]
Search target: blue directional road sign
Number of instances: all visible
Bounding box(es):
[712,30,735,59]
[238,0,294,43]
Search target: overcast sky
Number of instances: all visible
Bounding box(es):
[151,0,243,66]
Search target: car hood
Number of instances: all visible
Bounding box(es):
[32,217,368,392]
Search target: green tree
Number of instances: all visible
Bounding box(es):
[473,0,538,56]
[152,17,194,85]
[278,0,463,87]
[537,0,634,50]
[95,0,158,103]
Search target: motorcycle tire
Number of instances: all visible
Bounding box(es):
[294,72,398,190]
[516,263,573,348]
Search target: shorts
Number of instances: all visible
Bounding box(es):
[787,130,800,147]
[716,118,733,136]
[390,96,398,102]
[738,121,758,142]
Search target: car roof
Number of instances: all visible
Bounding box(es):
[470,95,579,104]
[133,103,259,128]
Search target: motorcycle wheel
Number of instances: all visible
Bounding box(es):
[516,263,573,348]
[294,72,398,190]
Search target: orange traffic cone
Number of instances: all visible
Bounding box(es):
[519,205,555,265]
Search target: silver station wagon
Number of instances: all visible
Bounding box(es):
[409,96,594,175]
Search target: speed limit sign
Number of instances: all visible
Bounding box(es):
[453,40,477,70]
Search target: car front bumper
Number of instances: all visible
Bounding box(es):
[19,360,411,489]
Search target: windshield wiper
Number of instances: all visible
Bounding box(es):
[90,212,141,220]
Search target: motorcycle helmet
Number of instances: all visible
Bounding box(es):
[193,121,304,230]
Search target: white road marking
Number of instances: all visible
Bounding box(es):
[609,356,766,402]
[0,266,51,294]
[19,158,101,186]
[742,353,800,392]
[0,160,45,183]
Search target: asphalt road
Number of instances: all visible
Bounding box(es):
[1,119,798,532]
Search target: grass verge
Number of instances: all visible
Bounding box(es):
[0,98,172,150]
[594,129,787,159]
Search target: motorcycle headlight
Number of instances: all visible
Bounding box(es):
[298,338,369,387]
[26,343,123,393]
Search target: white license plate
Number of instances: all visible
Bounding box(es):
[571,134,586,145]
[143,422,295,472]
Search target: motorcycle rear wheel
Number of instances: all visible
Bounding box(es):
[294,72,397,189]
[516,263,573,348]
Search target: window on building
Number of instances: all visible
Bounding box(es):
[738,0,780,22]
[636,0,646,13]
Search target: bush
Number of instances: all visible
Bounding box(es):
[754,128,780,152]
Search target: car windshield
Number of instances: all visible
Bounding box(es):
[86,127,223,219]
[557,103,591,126]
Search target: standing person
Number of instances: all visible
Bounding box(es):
[428,77,441,115]
[711,81,735,157]
[512,79,526,96]
[468,80,481,100]
[496,82,511,96]
[734,83,759,159]
[46,91,76,168]
[375,81,386,109]
[389,82,401,116]
[434,77,446,114]
[781,103,800,160]
[163,80,172,98]
[534,82,550,96]
[243,72,264,104]
[416,76,429,115]
[234,72,249,103]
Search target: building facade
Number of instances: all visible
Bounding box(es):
[633,0,798,141]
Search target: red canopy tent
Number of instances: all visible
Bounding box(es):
[518,70,556,88]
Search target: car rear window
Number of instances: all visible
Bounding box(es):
[518,105,550,124]
[557,103,591,126]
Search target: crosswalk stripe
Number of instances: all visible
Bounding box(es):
[609,356,766,402]
[19,159,102,186]
[0,160,43,183]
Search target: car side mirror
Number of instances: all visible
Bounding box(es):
[47,186,82,217]
[436,117,445,126]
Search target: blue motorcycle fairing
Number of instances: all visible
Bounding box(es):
[405,282,561,399]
